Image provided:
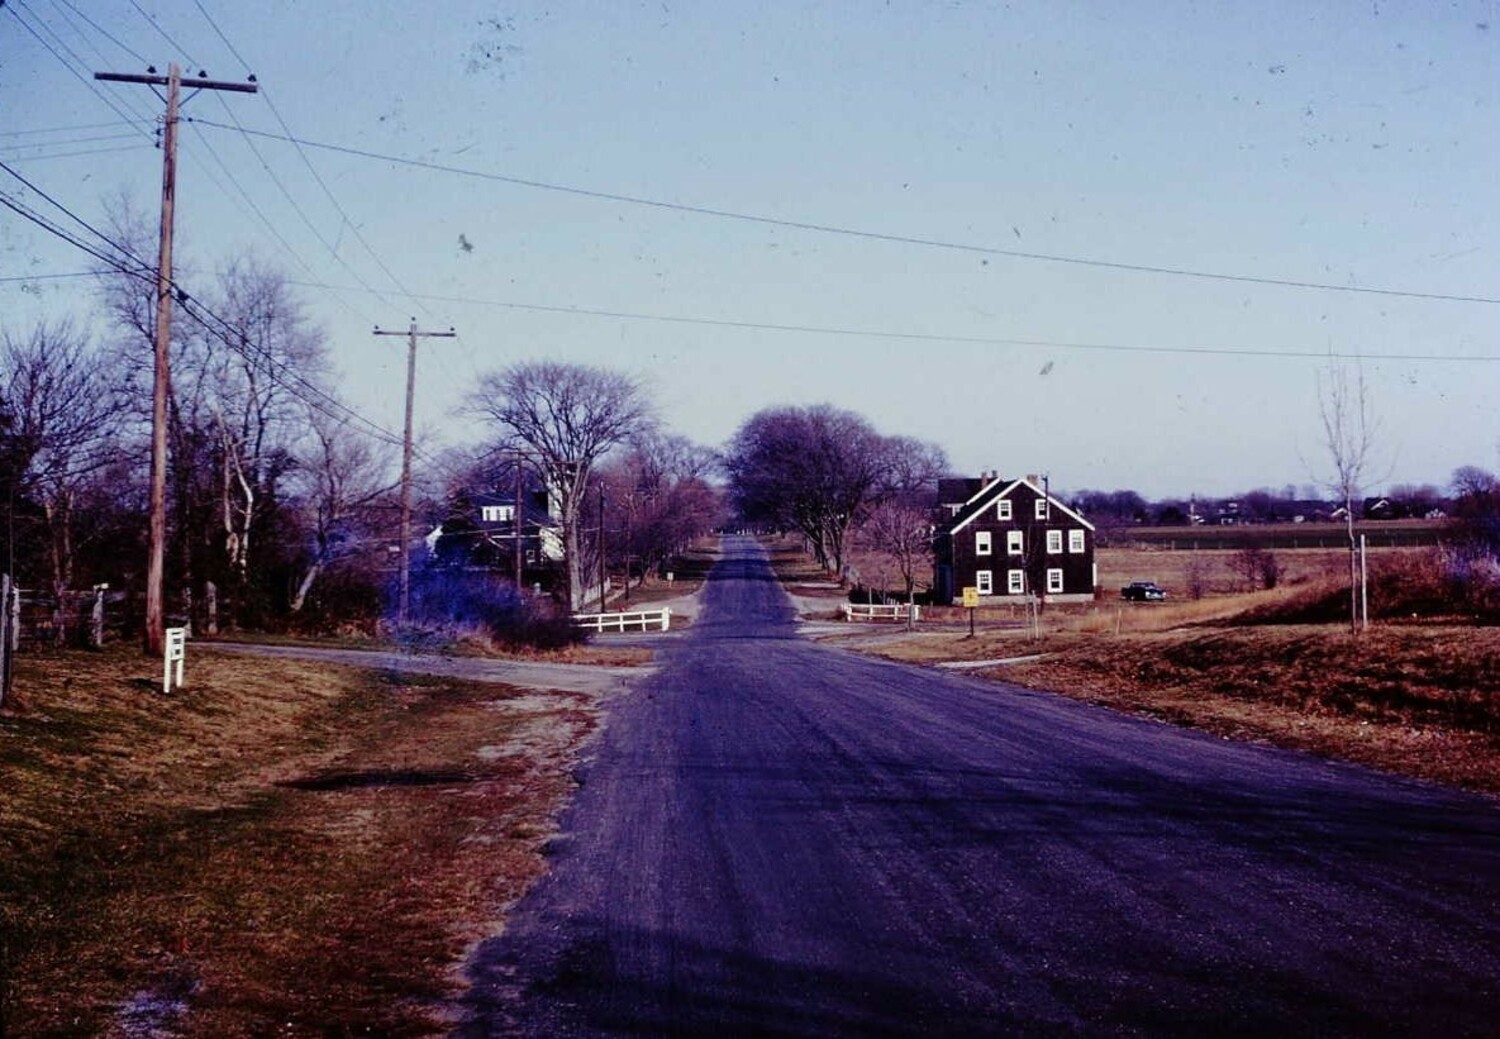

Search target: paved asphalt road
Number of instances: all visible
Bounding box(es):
[461,536,1500,1037]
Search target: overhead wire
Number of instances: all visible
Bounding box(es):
[285,279,1500,365]
[5,1,156,138]
[188,119,1500,308]
[186,0,432,321]
[0,168,412,453]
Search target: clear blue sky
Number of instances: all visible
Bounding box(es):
[4,0,1496,499]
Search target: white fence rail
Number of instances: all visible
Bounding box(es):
[572,607,672,634]
[841,602,921,623]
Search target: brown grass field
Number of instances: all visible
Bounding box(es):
[0,644,605,1036]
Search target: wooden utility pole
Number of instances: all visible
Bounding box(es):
[95,65,257,655]
[373,320,454,625]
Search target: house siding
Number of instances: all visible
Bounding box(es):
[934,476,1097,604]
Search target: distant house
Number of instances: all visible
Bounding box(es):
[433,489,563,575]
[933,473,1097,604]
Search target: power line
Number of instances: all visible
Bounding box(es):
[6,3,156,137]
[189,119,1500,308]
[285,279,1500,365]
[0,270,95,283]
[0,143,152,163]
[124,0,198,66]
[184,0,432,320]
[53,0,148,64]
[0,166,410,457]
[0,119,138,137]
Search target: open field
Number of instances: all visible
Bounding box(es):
[1103,519,1450,550]
[0,644,605,1036]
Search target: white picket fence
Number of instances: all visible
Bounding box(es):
[841,602,921,623]
[572,607,672,633]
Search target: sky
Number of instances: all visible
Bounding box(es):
[2,0,1497,500]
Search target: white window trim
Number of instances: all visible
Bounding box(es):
[1007,530,1024,556]
[976,531,992,556]
[976,569,993,595]
[1035,498,1049,520]
[1007,569,1025,594]
[1069,529,1086,554]
[1047,568,1064,594]
[998,500,1012,521]
[1046,529,1063,554]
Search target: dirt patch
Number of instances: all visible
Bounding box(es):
[0,644,607,1036]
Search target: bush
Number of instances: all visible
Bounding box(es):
[406,571,585,650]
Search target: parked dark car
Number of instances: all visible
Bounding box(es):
[1121,581,1167,602]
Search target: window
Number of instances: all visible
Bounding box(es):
[976,531,992,556]
[1046,529,1063,554]
[1007,569,1025,594]
[1036,498,1049,520]
[998,499,1012,520]
[1007,530,1024,555]
[480,504,514,523]
[1047,568,1064,594]
[976,570,993,595]
[1069,529,1086,554]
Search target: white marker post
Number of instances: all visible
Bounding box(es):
[163,626,186,693]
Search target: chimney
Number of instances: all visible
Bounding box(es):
[1026,473,1039,484]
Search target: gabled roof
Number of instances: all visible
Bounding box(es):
[944,475,1096,534]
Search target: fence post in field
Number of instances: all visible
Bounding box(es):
[1,574,12,706]
[90,585,108,649]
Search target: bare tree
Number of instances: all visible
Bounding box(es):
[725,405,945,579]
[287,412,394,614]
[197,257,329,596]
[599,433,723,584]
[1316,361,1379,633]
[0,321,123,603]
[468,362,654,611]
[858,498,934,628]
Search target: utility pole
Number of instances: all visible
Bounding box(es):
[95,64,257,655]
[373,320,454,626]
[514,453,526,592]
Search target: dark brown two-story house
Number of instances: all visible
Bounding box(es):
[933,473,1097,604]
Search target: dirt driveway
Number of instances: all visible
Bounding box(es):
[205,641,655,696]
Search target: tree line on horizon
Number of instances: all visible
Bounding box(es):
[4,226,1496,641]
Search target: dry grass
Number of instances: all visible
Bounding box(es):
[0,644,600,1036]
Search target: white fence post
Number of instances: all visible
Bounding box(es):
[1,574,13,707]
[163,626,187,692]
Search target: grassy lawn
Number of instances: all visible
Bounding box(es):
[0,644,602,1036]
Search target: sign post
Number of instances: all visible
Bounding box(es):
[163,627,186,693]
[962,586,979,638]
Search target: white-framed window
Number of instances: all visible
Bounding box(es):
[998,499,1012,521]
[1007,530,1024,555]
[480,504,514,523]
[1047,568,1064,594]
[1007,569,1025,594]
[976,531,992,556]
[1069,529,1086,554]
[976,569,993,595]
[1046,529,1063,554]
[1035,498,1049,520]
